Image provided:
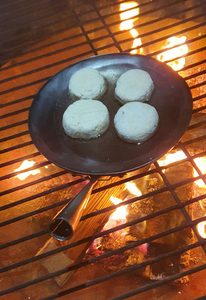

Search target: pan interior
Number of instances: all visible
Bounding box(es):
[29,54,192,175]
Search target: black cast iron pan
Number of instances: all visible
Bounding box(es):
[29,53,193,241]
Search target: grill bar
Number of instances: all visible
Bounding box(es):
[2,189,206,273]
[0,142,204,207]
[0,0,162,58]
[45,249,206,300]
[1,0,206,298]
[0,179,193,226]
[0,22,203,87]
[0,229,48,250]
[2,186,206,251]
[189,119,206,130]
[0,0,190,50]
[185,69,206,81]
[0,0,152,31]
[183,134,206,145]
[148,33,206,57]
[2,184,206,252]
[1,216,206,297]
[163,46,206,64]
[0,178,85,211]
[0,130,29,145]
[192,93,206,103]
[124,18,206,53]
[180,142,206,190]
[112,262,206,300]
[155,160,205,251]
[0,0,199,72]
[0,47,204,120]
[0,2,73,31]
[0,120,28,131]
[1,113,205,188]
[181,59,206,71]
[0,152,40,168]
[0,197,73,227]
[0,10,205,92]
[0,141,33,155]
[190,80,206,90]
[0,170,67,197]
[92,2,123,52]
[193,105,206,114]
[0,95,33,108]
[1,148,206,216]
[0,161,51,181]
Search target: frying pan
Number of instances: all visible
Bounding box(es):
[29,53,192,241]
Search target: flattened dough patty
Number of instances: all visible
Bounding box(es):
[69,68,106,99]
[115,69,154,104]
[62,99,109,139]
[114,102,159,143]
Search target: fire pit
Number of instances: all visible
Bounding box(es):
[0,0,206,299]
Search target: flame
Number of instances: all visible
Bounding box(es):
[158,152,206,187]
[158,151,186,167]
[125,181,142,196]
[197,218,206,239]
[193,157,206,188]
[15,160,40,180]
[193,158,206,238]
[110,196,128,222]
[157,36,189,71]
[120,1,143,54]
[120,2,139,30]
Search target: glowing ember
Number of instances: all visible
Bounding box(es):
[125,181,142,196]
[197,219,206,239]
[157,36,189,71]
[120,1,143,54]
[15,160,40,180]
[193,157,206,188]
[158,151,186,167]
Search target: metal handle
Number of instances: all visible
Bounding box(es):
[49,178,97,241]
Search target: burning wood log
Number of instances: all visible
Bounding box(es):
[34,173,148,290]
[143,162,194,283]
[87,158,195,283]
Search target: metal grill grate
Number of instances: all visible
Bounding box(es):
[0,0,206,299]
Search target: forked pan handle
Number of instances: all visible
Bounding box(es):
[49,177,97,241]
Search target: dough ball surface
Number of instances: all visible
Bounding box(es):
[114,102,159,143]
[69,68,106,99]
[62,99,110,139]
[115,69,154,104]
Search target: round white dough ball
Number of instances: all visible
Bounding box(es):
[69,68,106,99]
[115,69,154,104]
[62,99,110,139]
[114,102,159,143]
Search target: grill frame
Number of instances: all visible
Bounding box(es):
[0,0,206,298]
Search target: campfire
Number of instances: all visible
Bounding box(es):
[86,149,206,282]
[11,0,204,287]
